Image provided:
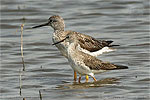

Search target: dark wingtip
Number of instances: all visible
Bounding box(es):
[109,44,120,47]
[106,40,113,45]
[115,65,128,69]
[106,41,120,47]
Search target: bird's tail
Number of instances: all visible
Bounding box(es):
[106,40,113,45]
[105,41,120,47]
[114,64,128,70]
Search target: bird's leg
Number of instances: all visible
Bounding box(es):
[85,75,89,82]
[74,70,77,82]
[91,76,97,82]
[78,74,82,83]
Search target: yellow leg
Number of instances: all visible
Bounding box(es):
[78,75,82,83]
[91,76,97,82]
[85,75,89,82]
[74,71,77,82]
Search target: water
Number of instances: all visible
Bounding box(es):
[1,0,150,100]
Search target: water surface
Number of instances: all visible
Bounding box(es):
[1,0,150,100]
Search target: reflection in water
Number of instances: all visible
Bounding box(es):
[56,78,119,89]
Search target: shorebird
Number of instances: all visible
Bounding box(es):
[32,15,118,82]
[53,33,128,83]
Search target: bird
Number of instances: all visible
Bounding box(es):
[32,15,118,82]
[53,33,128,83]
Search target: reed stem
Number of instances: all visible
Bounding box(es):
[21,24,25,71]
[19,69,22,96]
[39,90,42,100]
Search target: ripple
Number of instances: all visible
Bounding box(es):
[0,24,19,29]
[1,0,149,99]
[16,85,43,89]
[31,73,72,78]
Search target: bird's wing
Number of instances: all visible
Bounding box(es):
[77,33,113,52]
[65,31,113,52]
[83,54,128,71]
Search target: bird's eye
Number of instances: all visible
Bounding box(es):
[53,20,57,22]
[49,20,53,22]
[66,36,69,39]
[49,19,57,23]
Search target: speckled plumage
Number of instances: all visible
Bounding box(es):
[62,33,128,81]
[32,15,115,57]
[32,15,118,82]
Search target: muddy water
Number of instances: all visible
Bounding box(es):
[1,0,150,100]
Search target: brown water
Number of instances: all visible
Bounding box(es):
[1,0,150,100]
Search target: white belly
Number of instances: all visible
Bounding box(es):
[68,57,91,75]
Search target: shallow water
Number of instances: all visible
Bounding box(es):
[1,0,150,100]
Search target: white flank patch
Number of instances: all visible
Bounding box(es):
[78,45,116,57]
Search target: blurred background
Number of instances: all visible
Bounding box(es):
[1,0,150,100]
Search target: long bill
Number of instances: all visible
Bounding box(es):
[52,36,68,45]
[32,22,49,28]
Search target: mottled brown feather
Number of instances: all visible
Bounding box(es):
[83,56,118,70]
[65,31,113,52]
[80,52,128,70]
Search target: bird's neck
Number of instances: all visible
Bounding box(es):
[54,29,64,33]
[53,29,65,37]
[53,24,65,32]
[52,29,67,45]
